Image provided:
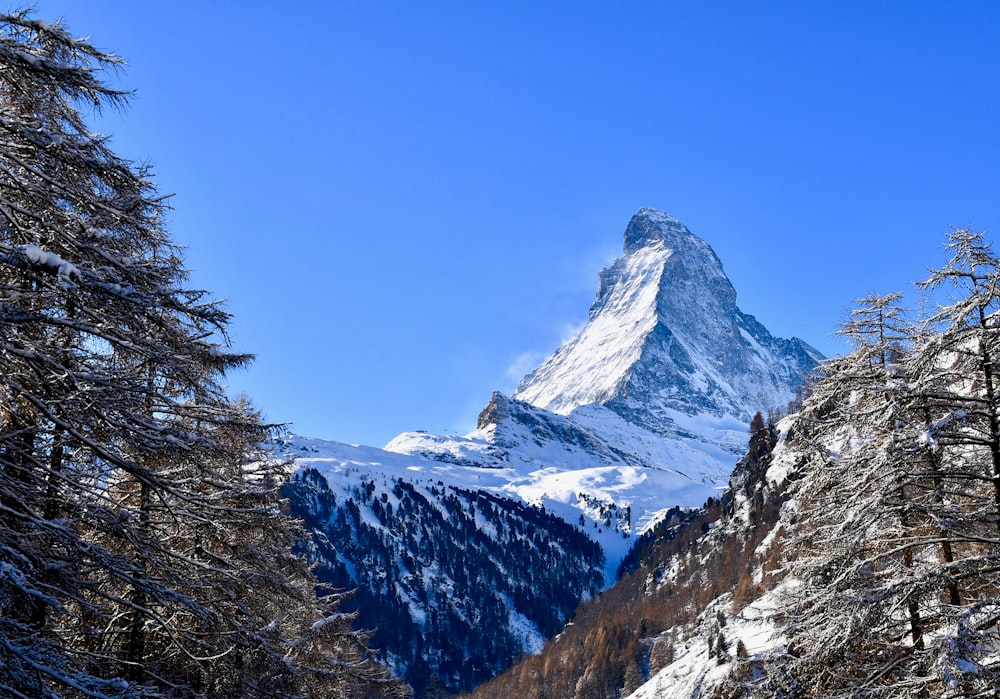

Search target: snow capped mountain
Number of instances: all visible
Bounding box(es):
[387,208,821,517]
[514,208,821,451]
[281,208,822,696]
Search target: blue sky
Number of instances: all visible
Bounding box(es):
[28,2,1000,446]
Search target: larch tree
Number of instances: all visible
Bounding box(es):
[0,12,406,699]
[906,228,1000,692]
[916,228,1000,533]
[766,292,945,696]
[758,242,1000,696]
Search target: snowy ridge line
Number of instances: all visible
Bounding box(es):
[277,432,720,586]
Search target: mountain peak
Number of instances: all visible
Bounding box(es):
[623,208,697,254]
[514,208,820,450]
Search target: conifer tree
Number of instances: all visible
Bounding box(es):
[0,12,406,698]
[772,292,938,694]
[765,264,1000,696]
[916,228,1000,532]
[906,228,1000,690]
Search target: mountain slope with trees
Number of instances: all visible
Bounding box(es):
[0,12,405,698]
[283,465,604,696]
[278,209,821,697]
[470,228,1000,699]
[461,417,790,699]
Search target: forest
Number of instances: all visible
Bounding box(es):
[283,469,604,696]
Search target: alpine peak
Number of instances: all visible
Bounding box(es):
[514,208,821,449]
[623,207,692,253]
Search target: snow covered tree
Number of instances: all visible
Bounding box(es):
[760,259,1000,695]
[916,228,1000,532]
[769,292,935,695]
[905,228,1000,691]
[0,12,406,698]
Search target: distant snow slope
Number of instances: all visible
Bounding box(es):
[283,431,710,586]
[277,433,606,695]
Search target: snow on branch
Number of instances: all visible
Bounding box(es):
[15,244,80,288]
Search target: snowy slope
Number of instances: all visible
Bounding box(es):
[624,587,786,699]
[386,208,819,535]
[283,431,712,585]
[513,240,672,413]
[623,419,802,699]
[276,434,605,695]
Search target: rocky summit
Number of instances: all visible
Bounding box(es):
[388,207,822,533]
[513,208,822,455]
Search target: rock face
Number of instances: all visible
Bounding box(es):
[513,208,821,454]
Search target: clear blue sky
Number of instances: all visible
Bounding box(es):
[27,1,1000,446]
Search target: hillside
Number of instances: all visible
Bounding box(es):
[461,419,792,699]
[470,238,1000,697]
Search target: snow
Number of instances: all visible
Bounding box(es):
[507,603,546,655]
[626,584,788,699]
[952,658,980,675]
[396,583,426,626]
[763,415,799,487]
[386,401,736,584]
[739,326,776,371]
[514,242,672,414]
[18,244,80,288]
[311,612,352,631]
[297,209,815,590]
[15,50,41,67]
[660,408,749,454]
[282,432,716,587]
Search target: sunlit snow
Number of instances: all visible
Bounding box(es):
[514,242,672,414]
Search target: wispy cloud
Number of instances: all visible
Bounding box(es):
[504,320,586,392]
[557,320,586,344]
[505,351,547,388]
